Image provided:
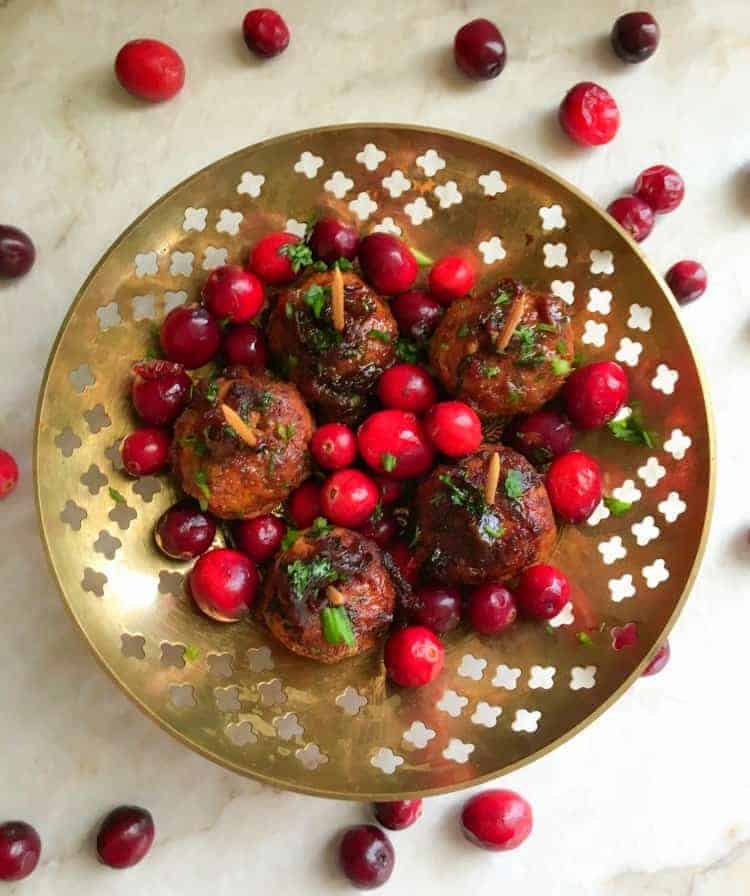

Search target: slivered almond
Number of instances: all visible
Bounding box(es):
[215,379,233,404]
[485,451,501,505]
[331,266,345,332]
[495,293,526,352]
[327,585,347,606]
[221,403,258,448]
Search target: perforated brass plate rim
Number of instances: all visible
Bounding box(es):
[35,124,714,801]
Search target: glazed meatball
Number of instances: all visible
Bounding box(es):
[430,279,574,420]
[261,526,397,663]
[267,269,398,423]
[173,367,313,519]
[415,444,556,586]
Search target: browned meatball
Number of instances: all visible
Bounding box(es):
[261,526,397,664]
[172,367,313,519]
[267,270,397,423]
[430,279,573,420]
[415,444,556,585]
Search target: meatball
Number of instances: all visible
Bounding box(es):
[173,367,313,519]
[415,444,556,585]
[430,279,574,420]
[261,526,397,663]
[267,269,398,423]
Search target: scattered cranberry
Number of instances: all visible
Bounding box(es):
[0,821,41,882]
[666,260,708,305]
[160,303,220,369]
[222,323,268,369]
[201,265,264,323]
[607,196,655,242]
[559,81,620,146]
[635,165,685,214]
[384,625,444,687]
[321,468,379,528]
[339,825,394,890]
[412,584,462,634]
[309,218,359,266]
[249,232,303,285]
[461,789,533,851]
[546,450,602,523]
[358,233,418,295]
[372,475,403,506]
[516,564,570,619]
[234,514,286,563]
[611,11,660,63]
[242,8,290,58]
[358,510,397,548]
[377,364,437,415]
[155,500,216,560]
[563,361,628,429]
[508,410,575,466]
[0,226,35,278]
[188,548,259,622]
[453,18,507,80]
[131,360,192,426]
[358,410,434,479]
[96,806,154,870]
[310,422,357,470]
[423,401,482,458]
[467,583,517,634]
[0,449,19,499]
[428,256,475,304]
[612,621,638,650]
[114,39,185,102]
[387,540,419,587]
[642,640,670,676]
[373,800,423,831]
[287,480,323,528]
[390,290,443,341]
[121,427,171,477]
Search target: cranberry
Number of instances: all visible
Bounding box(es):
[387,541,419,586]
[559,82,620,146]
[372,475,403,506]
[635,165,685,214]
[222,323,268,369]
[373,800,423,831]
[666,260,708,305]
[642,640,670,676]
[516,564,570,620]
[114,39,185,102]
[0,821,40,882]
[121,428,171,476]
[390,290,443,341]
[546,450,602,523]
[412,584,462,634]
[154,500,216,560]
[0,449,19,499]
[234,513,286,563]
[249,232,304,285]
[310,423,357,470]
[242,8,290,57]
[287,480,323,528]
[358,508,397,547]
[423,401,482,457]
[321,469,378,528]
[0,225,35,278]
[201,265,264,323]
[428,256,475,304]
[339,825,394,889]
[377,364,437,415]
[160,304,221,369]
[96,806,154,869]
[309,218,359,266]
[467,583,517,634]
[454,18,507,80]
[607,195,654,243]
[461,789,533,851]
[358,233,418,295]
[508,410,575,466]
[611,11,660,63]
[564,361,629,429]
[188,548,259,622]
[358,410,434,479]
[131,360,192,426]
[384,625,444,687]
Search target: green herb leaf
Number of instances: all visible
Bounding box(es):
[367,329,391,343]
[183,644,201,663]
[310,516,331,537]
[381,452,397,473]
[257,391,273,410]
[550,355,572,376]
[286,555,340,601]
[457,323,471,338]
[507,383,522,405]
[556,339,568,355]
[334,258,353,271]
[544,623,554,635]
[320,606,355,646]
[482,362,500,378]
[194,470,211,511]
[285,301,294,319]
[279,240,313,273]
[492,288,511,305]
[312,260,328,272]
[438,472,488,519]
[276,422,296,443]
[410,247,433,267]
[304,284,329,319]
[480,517,505,540]
[281,527,300,551]
[504,469,528,500]
[577,632,593,646]
[535,322,557,334]
[370,502,384,523]
[178,434,207,457]
[395,338,420,364]
[603,495,632,517]
[108,487,125,504]
[205,381,219,403]
[608,405,657,449]
[513,326,544,367]
[307,327,343,353]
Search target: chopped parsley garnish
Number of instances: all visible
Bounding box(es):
[108,487,125,503]
[334,258,353,271]
[310,516,332,537]
[223,425,238,440]
[437,472,487,517]
[556,339,568,355]
[205,381,219,403]
[257,391,273,410]
[320,606,355,646]
[411,247,433,267]
[281,527,300,550]
[381,452,397,473]
[608,404,657,448]
[577,632,594,646]
[535,322,557,334]
[308,327,343,353]
[370,502,383,523]
[286,555,340,601]
[603,495,632,517]
[279,241,313,273]
[504,469,528,500]
[183,645,201,663]
[481,362,500,378]
[304,284,329,319]
[457,323,471,338]
[312,260,328,272]
[395,338,420,364]
[492,288,511,305]
[179,435,208,457]
[550,355,572,376]
[513,326,544,367]
[507,383,522,405]
[276,422,295,443]
[480,518,505,540]
[368,329,391,343]
[194,470,211,510]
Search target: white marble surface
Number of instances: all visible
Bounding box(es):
[1,1,748,893]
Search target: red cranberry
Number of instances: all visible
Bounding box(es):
[428,256,475,304]
[516,564,570,620]
[564,361,628,429]
[131,360,192,426]
[249,232,305,285]
[423,401,482,458]
[242,8,290,58]
[321,469,379,528]
[160,304,221,369]
[155,500,216,560]
[0,225,35,278]
[467,583,517,634]
[390,290,443,341]
[546,451,602,523]
[373,475,403,506]
[115,39,185,102]
[508,410,575,466]
[96,806,154,870]
[310,423,357,470]
[461,790,533,851]
[377,364,437,415]
[222,323,268,369]
[666,260,707,305]
[0,449,19,499]
[287,480,323,528]
[358,509,397,548]
[309,218,359,266]
[607,195,654,242]
[188,548,259,622]
[611,11,660,63]
[384,625,444,687]
[358,233,418,295]
[339,825,394,889]
[234,514,286,563]
[412,584,462,634]
[0,821,41,882]
[201,265,264,323]
[454,18,507,80]
[635,165,685,214]
[642,640,670,676]
[358,410,434,479]
[559,82,620,146]
[387,541,419,586]
[121,428,171,476]
[373,800,423,831]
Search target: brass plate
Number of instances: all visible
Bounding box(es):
[35,125,714,800]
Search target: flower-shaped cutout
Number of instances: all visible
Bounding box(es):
[587,500,610,526]
[582,320,608,347]
[627,303,652,331]
[324,170,354,198]
[664,429,691,460]
[258,678,286,706]
[550,280,575,305]
[478,170,507,196]
[632,515,660,546]
[549,601,574,627]
[652,364,679,395]
[543,242,568,268]
[437,689,469,717]
[638,457,666,487]
[457,654,487,680]
[336,686,367,716]
[294,151,324,179]
[416,149,446,177]
[382,169,411,198]
[608,574,635,603]
[492,664,521,689]
[616,337,643,367]
[611,622,638,650]
[598,535,626,565]
[132,294,156,321]
[511,709,541,733]
[404,197,433,225]
[217,209,243,235]
[539,204,566,230]
[587,288,612,314]
[372,217,402,236]
[237,171,265,197]
[284,218,307,239]
[202,247,228,271]
[371,747,403,774]
[442,738,475,763]
[348,192,378,221]
[658,491,686,523]
[434,181,462,208]
[296,743,328,770]
[643,558,669,588]
[613,479,642,503]
[97,302,122,330]
[247,646,274,672]
[570,666,597,690]
[356,143,386,171]
[170,251,193,276]
[471,702,503,728]
[590,249,614,275]
[403,721,436,749]
[274,713,304,741]
[183,207,207,232]
[528,666,555,689]
[226,721,257,747]
[478,236,506,264]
